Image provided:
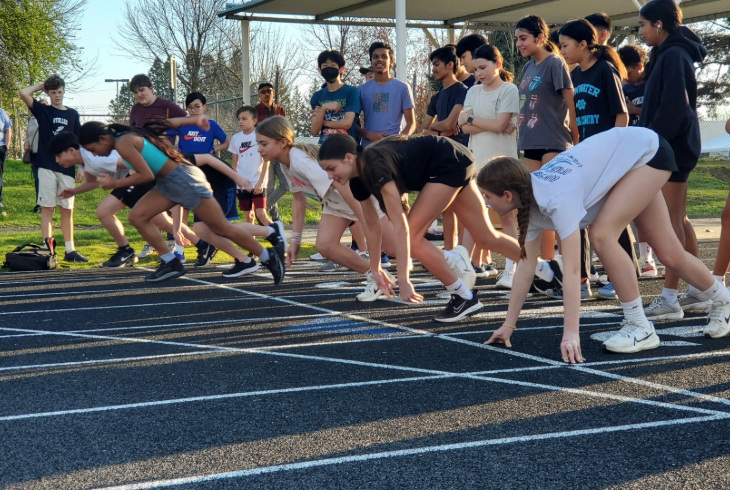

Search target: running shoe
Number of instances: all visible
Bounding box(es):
[310,252,326,260]
[138,243,156,258]
[381,252,392,268]
[101,247,138,268]
[434,290,483,323]
[678,289,712,312]
[146,257,186,283]
[473,264,487,278]
[644,296,683,321]
[221,259,260,278]
[194,242,218,267]
[603,320,660,353]
[64,250,89,263]
[496,270,514,290]
[704,300,730,338]
[318,260,348,272]
[262,247,285,285]
[482,263,499,277]
[597,282,617,300]
[444,245,476,290]
[639,256,658,278]
[266,221,287,263]
[174,251,186,264]
[357,270,396,302]
[545,282,592,300]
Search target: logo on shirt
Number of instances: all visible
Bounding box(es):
[518,114,525,126]
[520,94,527,110]
[574,84,601,97]
[183,130,207,142]
[529,76,543,91]
[520,77,531,91]
[239,141,256,154]
[529,95,539,111]
[372,93,390,113]
[576,99,587,111]
[527,114,540,129]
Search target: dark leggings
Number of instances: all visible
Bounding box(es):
[580,226,638,279]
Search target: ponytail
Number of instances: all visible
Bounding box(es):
[79,120,188,165]
[595,45,627,81]
[559,19,627,80]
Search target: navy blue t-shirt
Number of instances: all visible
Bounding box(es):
[30,100,80,177]
[168,119,227,154]
[427,81,468,144]
[623,83,645,126]
[571,59,627,142]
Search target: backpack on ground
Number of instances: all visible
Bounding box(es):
[4,242,58,271]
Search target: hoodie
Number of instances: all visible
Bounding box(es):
[638,26,707,168]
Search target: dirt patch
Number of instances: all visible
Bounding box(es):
[696,164,730,183]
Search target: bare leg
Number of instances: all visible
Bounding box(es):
[190,198,264,256]
[525,156,556,260]
[255,206,274,227]
[41,207,54,239]
[96,195,129,247]
[349,221,367,252]
[442,206,457,250]
[713,192,730,278]
[59,207,74,243]
[661,181,691,290]
[316,215,370,273]
[193,222,248,262]
[128,190,178,256]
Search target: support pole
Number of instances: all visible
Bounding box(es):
[241,19,251,104]
[448,28,455,44]
[395,0,407,81]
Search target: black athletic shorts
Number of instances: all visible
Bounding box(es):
[522,148,565,162]
[646,136,680,177]
[428,162,477,190]
[111,182,155,208]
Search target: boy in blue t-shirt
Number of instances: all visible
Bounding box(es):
[168,92,228,153]
[618,45,648,127]
[310,50,361,144]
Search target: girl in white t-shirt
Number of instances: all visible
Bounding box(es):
[255,116,397,302]
[478,127,730,363]
[458,44,520,289]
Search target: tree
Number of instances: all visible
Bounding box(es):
[148,57,175,102]
[694,19,730,117]
[108,82,135,123]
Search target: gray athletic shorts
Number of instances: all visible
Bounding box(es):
[155,164,213,210]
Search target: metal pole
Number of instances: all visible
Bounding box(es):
[274,68,280,105]
[448,28,455,44]
[395,0,407,81]
[215,92,219,122]
[241,19,251,105]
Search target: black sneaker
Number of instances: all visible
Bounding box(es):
[102,247,138,268]
[266,221,287,263]
[32,205,41,213]
[433,290,483,323]
[221,259,260,278]
[64,250,89,263]
[262,247,285,285]
[145,257,186,283]
[194,241,218,267]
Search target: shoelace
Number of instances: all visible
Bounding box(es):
[645,297,666,311]
[616,320,642,337]
[706,303,724,324]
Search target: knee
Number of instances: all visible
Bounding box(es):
[208,221,230,238]
[588,228,609,255]
[315,237,334,256]
[655,247,684,270]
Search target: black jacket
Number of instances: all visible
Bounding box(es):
[639,26,707,166]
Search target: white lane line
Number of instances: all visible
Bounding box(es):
[0,350,226,373]
[0,285,211,299]
[96,414,730,489]
[0,297,251,315]
[0,375,452,422]
[582,348,730,367]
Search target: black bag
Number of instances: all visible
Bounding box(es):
[4,243,58,271]
[22,148,32,164]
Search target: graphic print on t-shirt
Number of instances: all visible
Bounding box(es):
[184,130,207,142]
[574,82,602,139]
[529,76,543,91]
[317,97,349,137]
[533,153,583,183]
[238,140,255,154]
[372,93,390,113]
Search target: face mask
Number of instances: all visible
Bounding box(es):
[321,67,340,84]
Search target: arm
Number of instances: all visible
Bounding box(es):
[322,112,356,130]
[460,112,514,135]
[287,191,307,266]
[360,196,396,298]
[419,114,437,135]
[96,135,155,190]
[429,104,463,132]
[311,104,325,137]
[614,113,629,128]
[625,98,641,116]
[646,53,692,142]
[214,139,229,152]
[562,88,580,146]
[4,127,11,147]
[171,205,186,246]
[254,160,270,194]
[18,83,45,108]
[400,108,416,135]
[485,236,540,347]
[557,229,585,364]
[59,173,99,198]
[194,154,252,190]
[166,115,210,131]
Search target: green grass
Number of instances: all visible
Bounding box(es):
[0,159,316,270]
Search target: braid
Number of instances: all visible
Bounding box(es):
[517,185,533,259]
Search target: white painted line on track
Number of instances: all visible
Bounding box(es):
[96,414,730,489]
[0,285,213,300]
[582,348,730,367]
[0,297,251,316]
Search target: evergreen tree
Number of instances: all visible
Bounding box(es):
[148,57,176,103]
[109,82,135,123]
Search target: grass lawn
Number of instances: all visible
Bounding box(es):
[0,158,728,270]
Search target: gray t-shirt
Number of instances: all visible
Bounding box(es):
[517,54,573,151]
[358,78,414,146]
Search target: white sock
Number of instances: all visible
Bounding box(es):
[714,274,726,286]
[505,258,516,274]
[174,244,184,254]
[535,260,554,282]
[161,251,175,263]
[259,248,270,262]
[445,279,473,300]
[640,242,653,262]
[65,241,74,253]
[661,288,678,304]
[703,280,730,303]
[621,297,650,325]
[268,226,277,236]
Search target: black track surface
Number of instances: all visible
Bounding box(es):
[2,243,729,489]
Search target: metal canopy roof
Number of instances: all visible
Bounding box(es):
[219,0,729,28]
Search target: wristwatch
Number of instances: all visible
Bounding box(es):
[466,115,474,125]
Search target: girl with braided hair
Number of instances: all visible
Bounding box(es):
[479,126,730,363]
[319,133,521,323]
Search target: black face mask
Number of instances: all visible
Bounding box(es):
[321,67,340,84]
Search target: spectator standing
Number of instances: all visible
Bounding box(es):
[256,82,288,222]
[0,105,12,216]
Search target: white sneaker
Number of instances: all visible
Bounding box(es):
[604,320,660,353]
[639,256,658,278]
[445,245,476,290]
[138,243,156,258]
[678,289,713,312]
[357,270,396,302]
[496,270,514,290]
[704,300,730,338]
[644,296,684,321]
[310,252,326,261]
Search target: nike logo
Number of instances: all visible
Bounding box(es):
[120,254,134,261]
[725,315,730,324]
[453,302,466,314]
[183,135,199,140]
[634,332,654,344]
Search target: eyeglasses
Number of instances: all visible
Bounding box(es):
[259,89,273,94]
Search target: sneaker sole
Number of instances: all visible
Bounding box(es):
[706,326,730,339]
[604,333,660,353]
[681,300,713,312]
[645,311,684,321]
[597,292,617,300]
[145,269,186,283]
[99,256,139,268]
[474,272,488,279]
[640,270,658,278]
[356,291,383,302]
[433,301,484,323]
[495,281,512,290]
[222,263,260,278]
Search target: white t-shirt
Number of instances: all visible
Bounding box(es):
[80,148,122,177]
[464,82,519,167]
[228,130,265,185]
[526,127,661,242]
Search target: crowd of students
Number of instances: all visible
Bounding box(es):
[15,0,730,363]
